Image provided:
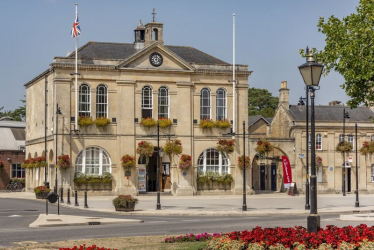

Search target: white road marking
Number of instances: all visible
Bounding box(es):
[8,215,22,217]
[147,221,167,223]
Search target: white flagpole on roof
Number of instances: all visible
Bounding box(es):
[75,3,78,130]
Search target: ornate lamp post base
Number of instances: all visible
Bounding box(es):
[307,214,320,233]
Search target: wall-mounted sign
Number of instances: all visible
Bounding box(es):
[330,167,333,171]
[183,171,187,176]
[138,165,146,192]
[299,154,304,159]
[163,162,170,176]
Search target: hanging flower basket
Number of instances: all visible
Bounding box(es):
[34,156,48,168]
[359,141,374,156]
[199,119,215,129]
[27,158,36,169]
[21,159,29,168]
[121,154,135,169]
[336,141,352,154]
[255,139,274,156]
[214,120,231,129]
[158,118,173,128]
[216,139,235,156]
[78,116,94,127]
[94,117,111,128]
[238,155,250,169]
[136,141,154,165]
[0,161,4,169]
[140,117,157,128]
[58,155,71,170]
[179,154,192,170]
[164,140,183,162]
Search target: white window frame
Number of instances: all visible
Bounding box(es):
[142,86,153,118]
[200,88,211,120]
[348,134,354,150]
[75,147,111,175]
[216,88,227,120]
[158,87,169,119]
[96,84,108,118]
[339,134,344,142]
[317,167,323,183]
[316,133,322,150]
[79,84,91,117]
[11,163,25,178]
[197,148,230,174]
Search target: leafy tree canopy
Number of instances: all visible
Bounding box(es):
[313,0,374,108]
[248,87,279,118]
[0,97,25,121]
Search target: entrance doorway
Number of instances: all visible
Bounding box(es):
[342,162,352,193]
[146,155,158,192]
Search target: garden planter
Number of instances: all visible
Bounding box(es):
[35,191,50,199]
[115,201,136,212]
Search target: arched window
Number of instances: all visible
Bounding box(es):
[197,148,230,174]
[79,84,91,117]
[339,134,344,142]
[96,84,108,118]
[316,133,322,150]
[158,87,169,118]
[153,28,158,40]
[142,86,153,118]
[75,147,111,175]
[348,134,354,150]
[200,88,211,120]
[216,88,226,120]
[371,164,374,182]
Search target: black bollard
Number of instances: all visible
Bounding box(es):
[67,189,71,205]
[60,188,64,203]
[74,190,79,206]
[84,191,89,208]
[46,197,48,215]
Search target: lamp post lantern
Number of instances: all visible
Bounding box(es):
[55,104,62,195]
[342,108,350,196]
[298,47,324,233]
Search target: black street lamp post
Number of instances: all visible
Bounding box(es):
[156,121,163,210]
[298,47,324,233]
[355,123,359,207]
[298,87,310,210]
[223,121,247,211]
[342,108,350,196]
[55,104,62,194]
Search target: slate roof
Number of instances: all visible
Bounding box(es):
[248,115,270,127]
[288,105,374,122]
[0,121,25,150]
[68,42,229,65]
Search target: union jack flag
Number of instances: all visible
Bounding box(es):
[71,14,81,38]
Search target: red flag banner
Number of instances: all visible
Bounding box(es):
[281,156,292,188]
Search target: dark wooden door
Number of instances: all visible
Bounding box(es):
[260,164,266,190]
[271,163,277,191]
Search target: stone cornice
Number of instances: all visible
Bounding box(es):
[116,80,136,85]
[54,78,71,83]
[50,63,116,72]
[193,69,252,76]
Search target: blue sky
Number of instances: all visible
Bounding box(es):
[0,0,359,111]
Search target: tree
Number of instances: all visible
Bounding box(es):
[248,87,279,118]
[314,0,374,108]
[0,97,25,121]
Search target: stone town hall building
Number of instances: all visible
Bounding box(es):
[24,19,251,195]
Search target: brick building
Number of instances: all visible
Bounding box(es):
[0,117,26,189]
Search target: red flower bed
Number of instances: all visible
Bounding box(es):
[225,225,374,249]
[59,244,117,250]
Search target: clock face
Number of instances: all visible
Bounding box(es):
[149,52,163,67]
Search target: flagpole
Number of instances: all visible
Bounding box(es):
[232,13,236,134]
[75,3,78,130]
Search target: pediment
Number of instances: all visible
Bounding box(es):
[117,43,194,72]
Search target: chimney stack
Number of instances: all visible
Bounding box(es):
[279,81,289,109]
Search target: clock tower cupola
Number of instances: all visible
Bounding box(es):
[144,8,164,47]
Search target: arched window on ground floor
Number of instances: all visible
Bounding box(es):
[197,148,230,174]
[75,147,111,175]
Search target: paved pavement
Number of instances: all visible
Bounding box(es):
[1,191,373,226]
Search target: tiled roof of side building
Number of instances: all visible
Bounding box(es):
[248,115,270,127]
[288,105,374,122]
[68,42,229,65]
